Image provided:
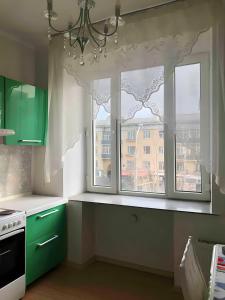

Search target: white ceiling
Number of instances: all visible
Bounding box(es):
[0,0,176,50]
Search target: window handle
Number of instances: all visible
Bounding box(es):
[0,250,11,256]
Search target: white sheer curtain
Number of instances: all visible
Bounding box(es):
[213,22,225,193]
[45,0,225,193]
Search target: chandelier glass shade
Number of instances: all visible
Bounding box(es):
[45,0,122,64]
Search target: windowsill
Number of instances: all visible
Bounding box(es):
[69,193,212,215]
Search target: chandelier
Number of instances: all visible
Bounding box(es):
[45,0,122,65]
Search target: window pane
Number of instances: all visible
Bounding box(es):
[92,78,111,187]
[120,67,165,194]
[175,63,201,193]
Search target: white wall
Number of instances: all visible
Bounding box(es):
[0,32,36,198]
[67,198,225,288]
[32,147,63,196]
[95,204,174,274]
[35,48,48,89]
[0,32,35,84]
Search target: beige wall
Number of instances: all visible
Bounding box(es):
[0,32,35,84]
[0,32,35,198]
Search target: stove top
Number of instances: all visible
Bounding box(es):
[0,208,17,216]
[0,208,26,236]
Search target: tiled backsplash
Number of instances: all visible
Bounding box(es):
[0,145,32,198]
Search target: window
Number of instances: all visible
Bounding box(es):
[144,146,151,155]
[103,131,111,142]
[159,131,164,138]
[102,146,111,155]
[88,57,210,200]
[127,130,136,140]
[143,161,151,169]
[127,160,136,170]
[159,161,164,171]
[144,130,151,139]
[175,63,203,193]
[159,146,164,154]
[128,146,136,155]
[92,78,112,187]
[176,162,184,172]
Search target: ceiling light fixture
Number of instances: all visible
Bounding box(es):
[45,0,123,65]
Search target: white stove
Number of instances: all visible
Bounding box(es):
[0,209,26,235]
[0,208,26,300]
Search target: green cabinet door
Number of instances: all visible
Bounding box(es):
[4,78,22,144]
[0,77,4,128]
[4,78,48,146]
[26,204,67,286]
[26,231,66,286]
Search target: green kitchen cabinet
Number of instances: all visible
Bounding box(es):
[26,204,67,286]
[0,76,4,128]
[4,78,48,146]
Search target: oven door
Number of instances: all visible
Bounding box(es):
[0,229,25,289]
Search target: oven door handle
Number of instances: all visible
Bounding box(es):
[0,249,12,256]
[0,229,24,241]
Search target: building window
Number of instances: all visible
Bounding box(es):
[143,161,151,169]
[88,57,210,200]
[159,131,164,138]
[158,161,164,171]
[127,160,136,170]
[102,146,111,155]
[128,146,136,155]
[159,146,164,154]
[176,162,184,172]
[127,130,136,140]
[103,131,111,141]
[143,146,151,154]
[143,130,150,139]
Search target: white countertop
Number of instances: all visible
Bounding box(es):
[0,195,67,216]
[69,193,212,214]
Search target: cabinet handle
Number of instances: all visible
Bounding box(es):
[37,235,59,248]
[0,249,11,256]
[37,209,59,219]
[18,139,42,143]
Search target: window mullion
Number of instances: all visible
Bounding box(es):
[111,74,120,194]
[164,71,176,198]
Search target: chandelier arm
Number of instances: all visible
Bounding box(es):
[87,11,119,37]
[48,9,82,34]
[69,17,83,47]
[86,23,101,48]
[87,21,108,49]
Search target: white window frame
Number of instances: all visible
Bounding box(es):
[87,54,211,201]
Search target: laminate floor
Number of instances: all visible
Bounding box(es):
[24,262,183,300]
